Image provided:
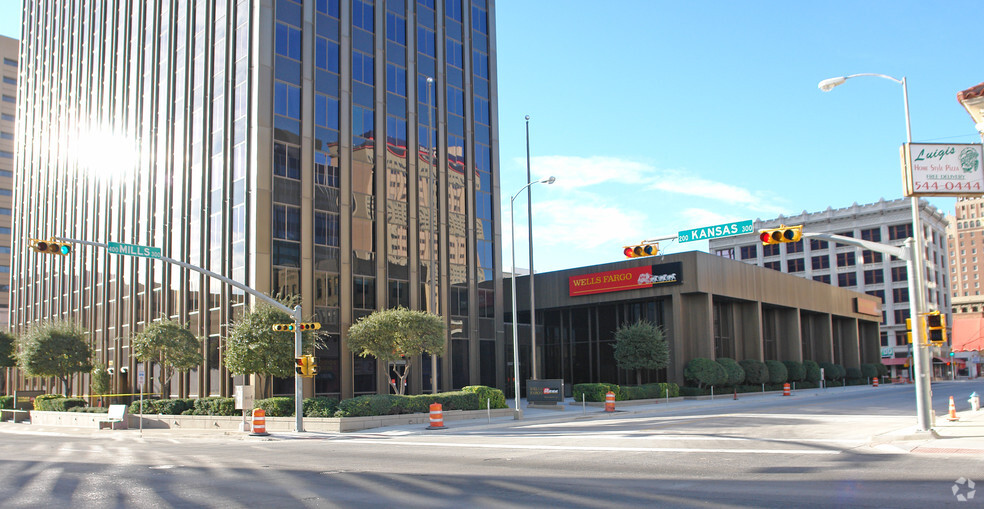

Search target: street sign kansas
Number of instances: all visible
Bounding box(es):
[107,241,162,259]
[678,220,753,243]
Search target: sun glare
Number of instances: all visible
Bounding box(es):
[65,126,139,183]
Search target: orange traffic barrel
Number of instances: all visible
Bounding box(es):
[782,383,791,396]
[250,408,269,436]
[427,403,445,429]
[873,377,879,388]
[605,391,615,412]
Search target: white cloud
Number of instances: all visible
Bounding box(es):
[532,198,648,249]
[679,208,736,229]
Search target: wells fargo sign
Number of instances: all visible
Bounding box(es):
[568,262,682,297]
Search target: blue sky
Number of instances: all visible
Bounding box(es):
[2,1,982,273]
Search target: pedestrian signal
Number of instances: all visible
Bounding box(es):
[925,311,947,345]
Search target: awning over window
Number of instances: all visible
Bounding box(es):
[952,317,984,352]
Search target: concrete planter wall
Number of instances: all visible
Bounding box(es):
[29,407,516,432]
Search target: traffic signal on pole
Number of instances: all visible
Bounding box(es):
[295,356,305,376]
[925,311,947,345]
[623,242,658,258]
[29,238,72,256]
[758,224,803,245]
[298,322,321,331]
[905,317,912,344]
[304,354,317,376]
[272,323,296,332]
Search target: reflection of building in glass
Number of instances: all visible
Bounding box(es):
[8,1,502,400]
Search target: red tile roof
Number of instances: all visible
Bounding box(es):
[957,82,984,102]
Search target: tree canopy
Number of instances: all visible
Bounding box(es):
[0,330,16,395]
[132,318,202,398]
[347,307,445,395]
[18,321,92,395]
[224,299,319,395]
[612,321,669,385]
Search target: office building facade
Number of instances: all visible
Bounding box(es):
[0,36,17,330]
[708,199,950,369]
[8,0,502,399]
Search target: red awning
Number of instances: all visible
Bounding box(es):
[952,317,984,352]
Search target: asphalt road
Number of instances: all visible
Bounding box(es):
[1,380,982,508]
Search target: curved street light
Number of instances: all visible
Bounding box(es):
[819,72,933,432]
[509,176,556,416]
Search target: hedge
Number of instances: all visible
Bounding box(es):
[846,367,863,381]
[860,363,878,380]
[572,383,678,402]
[462,385,507,409]
[0,395,13,409]
[34,395,86,412]
[190,397,239,416]
[571,383,621,402]
[129,398,195,416]
[68,406,109,413]
[254,397,296,417]
[332,391,481,418]
[303,397,339,417]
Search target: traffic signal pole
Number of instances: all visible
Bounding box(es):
[804,232,933,431]
[56,236,307,432]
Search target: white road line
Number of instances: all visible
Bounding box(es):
[339,439,841,455]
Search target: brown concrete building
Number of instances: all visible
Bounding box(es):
[0,35,16,330]
[507,251,882,389]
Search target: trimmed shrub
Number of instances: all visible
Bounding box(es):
[765,360,788,384]
[0,395,12,409]
[803,360,822,383]
[846,367,862,381]
[409,391,480,411]
[679,386,711,397]
[572,383,620,402]
[129,398,195,416]
[254,397,296,417]
[875,363,888,378]
[620,383,679,400]
[860,363,878,380]
[739,359,769,385]
[716,358,745,386]
[783,361,806,382]
[35,396,86,412]
[303,397,339,417]
[192,397,238,416]
[462,385,507,409]
[684,358,728,388]
[818,362,846,381]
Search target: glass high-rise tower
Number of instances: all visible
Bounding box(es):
[9,0,502,400]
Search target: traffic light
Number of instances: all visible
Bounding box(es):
[905,317,913,344]
[758,224,803,245]
[623,242,658,258]
[295,356,306,375]
[925,311,947,345]
[298,322,321,331]
[272,323,296,332]
[29,238,72,256]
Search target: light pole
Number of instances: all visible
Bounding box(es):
[510,176,556,416]
[819,73,933,431]
[525,115,538,380]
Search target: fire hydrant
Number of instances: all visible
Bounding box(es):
[969,392,981,412]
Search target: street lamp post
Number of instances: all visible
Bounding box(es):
[510,176,556,417]
[819,73,933,431]
[525,115,538,380]
[425,76,439,394]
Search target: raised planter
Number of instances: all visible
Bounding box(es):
[29,407,515,433]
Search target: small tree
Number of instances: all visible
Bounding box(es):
[18,321,92,395]
[224,298,319,397]
[612,321,669,385]
[90,364,111,406]
[0,331,16,395]
[132,318,202,399]
[716,357,745,386]
[347,307,445,395]
[803,360,822,383]
[783,361,806,382]
[683,358,727,389]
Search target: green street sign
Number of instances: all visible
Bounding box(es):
[107,241,162,259]
[678,220,753,243]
